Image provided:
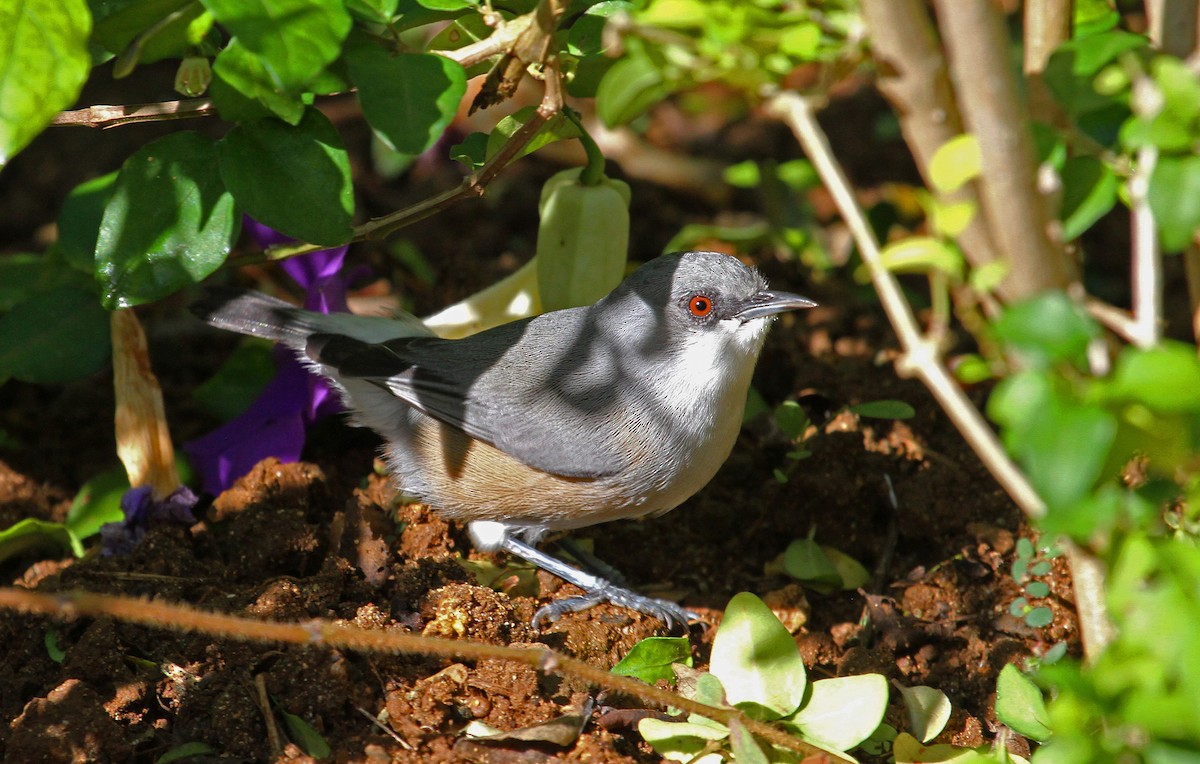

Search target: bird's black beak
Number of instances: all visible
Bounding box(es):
[734,290,818,321]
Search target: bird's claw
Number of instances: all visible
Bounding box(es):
[532,582,696,632]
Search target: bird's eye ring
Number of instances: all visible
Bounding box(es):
[688,294,714,317]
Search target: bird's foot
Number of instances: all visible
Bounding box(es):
[532,580,697,632]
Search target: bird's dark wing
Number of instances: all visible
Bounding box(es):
[307,317,629,479]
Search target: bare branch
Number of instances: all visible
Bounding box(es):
[932,0,1077,300]
[859,0,1003,311]
[50,98,216,129]
[0,587,848,762]
[768,90,1114,658]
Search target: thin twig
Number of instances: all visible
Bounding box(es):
[254,673,284,758]
[1128,140,1163,348]
[768,91,1115,658]
[768,91,1046,520]
[50,98,217,129]
[0,587,847,762]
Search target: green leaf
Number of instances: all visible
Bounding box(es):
[1025,581,1050,598]
[426,12,493,77]
[0,255,43,312]
[611,636,692,684]
[0,286,112,384]
[928,135,982,194]
[1103,343,1200,411]
[44,627,66,663]
[414,0,475,9]
[0,0,92,165]
[727,717,769,764]
[596,55,671,128]
[218,108,353,245]
[991,292,1097,369]
[201,0,351,91]
[57,172,119,273]
[345,0,400,24]
[210,37,305,123]
[155,741,218,763]
[192,338,276,419]
[567,1,632,56]
[1149,154,1200,252]
[279,708,331,759]
[0,518,83,564]
[790,674,889,751]
[821,546,871,590]
[1025,606,1053,628]
[897,684,952,744]
[0,254,85,313]
[879,237,964,281]
[930,200,976,238]
[850,400,916,420]
[95,132,238,308]
[999,387,1117,510]
[773,400,808,439]
[1059,156,1117,241]
[709,592,806,719]
[66,467,131,540]
[952,354,993,384]
[637,717,728,762]
[995,664,1051,742]
[448,131,488,169]
[346,39,466,156]
[484,107,582,162]
[93,0,212,68]
[782,537,842,592]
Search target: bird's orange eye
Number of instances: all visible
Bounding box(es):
[688,295,714,317]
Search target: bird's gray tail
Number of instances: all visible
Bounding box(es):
[192,287,436,348]
[190,287,319,348]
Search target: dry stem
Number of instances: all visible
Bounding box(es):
[0,587,846,761]
[932,0,1076,300]
[767,91,1113,657]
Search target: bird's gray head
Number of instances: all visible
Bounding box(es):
[594,251,817,360]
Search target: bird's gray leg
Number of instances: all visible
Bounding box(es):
[497,535,696,631]
[556,538,628,586]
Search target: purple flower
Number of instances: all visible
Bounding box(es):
[100,485,199,556]
[185,219,357,496]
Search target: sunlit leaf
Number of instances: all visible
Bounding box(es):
[202,0,351,91]
[928,135,981,194]
[95,132,238,308]
[1059,156,1118,240]
[596,55,671,127]
[0,0,91,166]
[709,592,806,719]
[791,674,889,751]
[612,636,692,684]
[897,684,952,743]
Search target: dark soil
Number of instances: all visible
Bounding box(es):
[0,76,1077,762]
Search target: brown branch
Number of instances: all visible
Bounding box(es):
[859,0,1002,312]
[50,98,216,129]
[1023,0,1071,125]
[1147,0,1200,56]
[931,0,1077,301]
[768,90,1114,659]
[0,587,846,762]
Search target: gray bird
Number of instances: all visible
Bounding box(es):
[194,251,816,627]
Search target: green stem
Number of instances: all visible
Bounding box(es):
[564,108,606,185]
